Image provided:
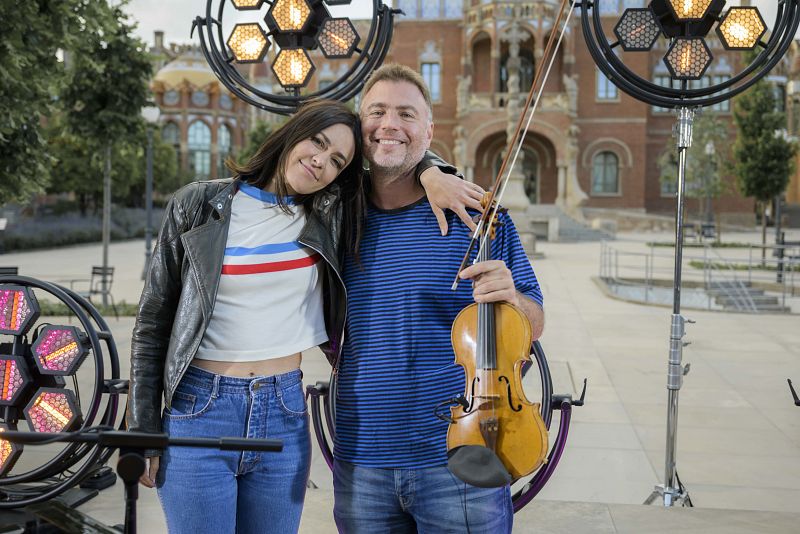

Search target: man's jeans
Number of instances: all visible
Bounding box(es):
[333,459,513,533]
[156,366,310,534]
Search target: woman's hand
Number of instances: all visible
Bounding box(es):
[140,456,160,488]
[420,167,485,236]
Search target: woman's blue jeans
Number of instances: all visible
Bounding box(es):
[156,366,310,534]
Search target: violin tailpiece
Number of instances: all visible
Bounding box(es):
[480,417,499,452]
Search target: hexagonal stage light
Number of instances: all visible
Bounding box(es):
[31,326,89,376]
[267,0,312,33]
[24,388,80,434]
[318,18,360,59]
[272,48,315,88]
[0,423,22,477]
[614,8,661,52]
[717,7,767,50]
[667,0,714,21]
[0,285,40,336]
[231,0,263,10]
[664,37,712,80]
[227,23,270,63]
[0,355,32,406]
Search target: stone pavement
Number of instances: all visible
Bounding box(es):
[2,230,799,532]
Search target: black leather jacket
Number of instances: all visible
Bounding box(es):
[126,178,346,436]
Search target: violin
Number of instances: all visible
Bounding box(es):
[446,202,548,483]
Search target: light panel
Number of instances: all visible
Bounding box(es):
[0,423,22,477]
[664,37,712,80]
[31,326,88,376]
[614,8,661,52]
[227,23,270,63]
[717,7,766,50]
[0,355,32,406]
[272,48,315,88]
[318,18,360,59]
[24,388,79,433]
[231,0,263,9]
[667,0,714,21]
[0,285,40,336]
[267,0,312,33]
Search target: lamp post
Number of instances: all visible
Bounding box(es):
[140,105,161,280]
[580,0,800,507]
[704,140,715,228]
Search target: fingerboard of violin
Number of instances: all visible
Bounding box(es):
[476,234,497,370]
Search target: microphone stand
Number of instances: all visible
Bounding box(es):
[2,430,282,534]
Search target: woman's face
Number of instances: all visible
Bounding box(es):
[283,123,356,195]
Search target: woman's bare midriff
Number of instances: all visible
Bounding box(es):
[191,353,302,377]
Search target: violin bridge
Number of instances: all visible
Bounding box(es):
[479,417,499,452]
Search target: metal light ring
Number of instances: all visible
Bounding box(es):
[0,276,119,486]
[586,0,800,105]
[583,1,800,108]
[199,0,390,114]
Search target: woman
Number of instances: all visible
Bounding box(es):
[127,100,365,534]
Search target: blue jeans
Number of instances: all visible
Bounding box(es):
[156,366,310,534]
[333,459,513,534]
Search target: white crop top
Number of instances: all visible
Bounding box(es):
[195,183,328,362]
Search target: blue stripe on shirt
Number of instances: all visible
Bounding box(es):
[224,241,303,256]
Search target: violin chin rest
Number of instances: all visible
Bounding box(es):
[447,445,512,488]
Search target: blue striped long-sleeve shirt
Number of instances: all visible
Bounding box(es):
[334,198,543,468]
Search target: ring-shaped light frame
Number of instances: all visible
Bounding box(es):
[582,0,800,109]
[0,275,122,509]
[193,0,397,114]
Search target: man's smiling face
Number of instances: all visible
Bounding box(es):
[360,80,433,176]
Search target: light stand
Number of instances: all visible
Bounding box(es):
[578,0,800,507]
[193,0,398,115]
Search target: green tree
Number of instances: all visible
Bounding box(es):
[732,79,797,255]
[0,0,116,203]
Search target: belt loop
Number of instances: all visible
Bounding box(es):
[274,373,283,397]
[211,374,220,399]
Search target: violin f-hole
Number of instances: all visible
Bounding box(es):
[499,375,522,412]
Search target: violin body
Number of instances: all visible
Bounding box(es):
[447,301,548,479]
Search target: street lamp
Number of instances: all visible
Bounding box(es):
[140,105,161,280]
[580,0,800,507]
[704,140,715,228]
[193,0,398,115]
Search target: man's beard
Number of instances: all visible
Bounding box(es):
[366,143,426,177]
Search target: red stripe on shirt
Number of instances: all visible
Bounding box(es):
[222,253,321,275]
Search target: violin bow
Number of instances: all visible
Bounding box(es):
[452,0,576,290]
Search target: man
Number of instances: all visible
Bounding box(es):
[332,64,545,533]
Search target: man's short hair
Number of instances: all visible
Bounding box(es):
[361,63,433,119]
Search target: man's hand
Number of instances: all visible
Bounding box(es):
[459,260,519,305]
[140,456,159,488]
[460,260,545,340]
[420,167,485,236]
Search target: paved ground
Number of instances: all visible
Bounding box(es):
[2,229,799,532]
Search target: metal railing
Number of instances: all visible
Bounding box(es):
[598,241,799,313]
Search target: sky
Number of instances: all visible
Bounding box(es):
[123,1,781,48]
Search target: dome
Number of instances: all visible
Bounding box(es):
[154,49,226,90]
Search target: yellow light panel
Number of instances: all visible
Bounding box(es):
[717,8,766,50]
[272,48,314,88]
[319,18,359,58]
[664,38,712,80]
[227,24,270,63]
[667,0,713,20]
[270,0,311,32]
[231,0,263,9]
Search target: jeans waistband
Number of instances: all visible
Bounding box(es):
[180,365,302,394]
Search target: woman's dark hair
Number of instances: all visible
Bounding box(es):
[227,100,366,258]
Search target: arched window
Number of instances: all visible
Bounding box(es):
[188,121,211,179]
[591,152,619,195]
[217,124,232,178]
